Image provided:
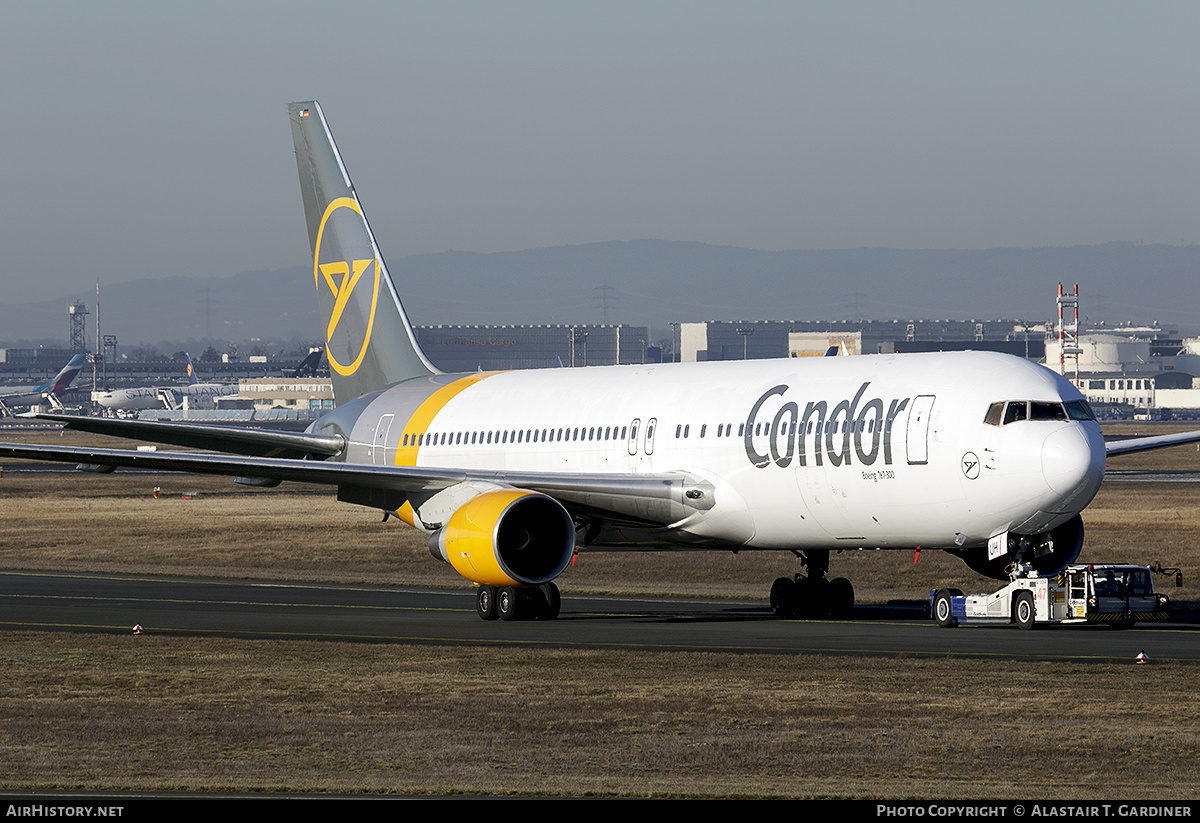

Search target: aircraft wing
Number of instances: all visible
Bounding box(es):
[1105,429,1200,456]
[0,441,710,527]
[28,413,344,459]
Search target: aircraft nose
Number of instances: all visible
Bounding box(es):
[1041,424,1106,502]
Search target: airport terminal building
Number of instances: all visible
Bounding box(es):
[674,319,1045,362]
[409,319,1046,372]
[413,324,656,371]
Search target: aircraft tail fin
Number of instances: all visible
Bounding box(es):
[288,101,439,404]
[296,349,322,377]
[184,353,198,385]
[41,354,87,395]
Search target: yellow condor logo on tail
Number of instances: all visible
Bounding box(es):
[314,196,380,377]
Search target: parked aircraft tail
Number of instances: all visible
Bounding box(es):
[43,354,88,395]
[295,349,322,377]
[184,353,198,385]
[288,101,439,404]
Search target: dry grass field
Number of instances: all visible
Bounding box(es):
[2,422,1200,797]
[3,634,1199,799]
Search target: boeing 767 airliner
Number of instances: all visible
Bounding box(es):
[3,101,1197,621]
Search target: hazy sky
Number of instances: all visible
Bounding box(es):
[3,1,1199,305]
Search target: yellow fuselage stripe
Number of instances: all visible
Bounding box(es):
[393,372,503,468]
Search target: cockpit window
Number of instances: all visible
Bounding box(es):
[986,399,1095,426]
[1030,402,1067,421]
[1003,401,1028,425]
[1065,400,1097,421]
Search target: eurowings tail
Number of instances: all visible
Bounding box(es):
[42,354,88,395]
[288,101,439,405]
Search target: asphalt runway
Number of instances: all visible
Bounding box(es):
[3,570,1199,663]
[1104,469,1200,482]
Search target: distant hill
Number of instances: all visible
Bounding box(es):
[3,241,1198,347]
[391,240,1200,332]
[0,268,320,350]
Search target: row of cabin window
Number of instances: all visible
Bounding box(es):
[404,425,630,447]
[682,419,893,439]
[403,414,899,449]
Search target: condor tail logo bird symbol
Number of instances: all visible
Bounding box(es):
[314,196,380,377]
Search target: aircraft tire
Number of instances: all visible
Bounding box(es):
[801,576,831,617]
[477,586,498,621]
[538,582,561,620]
[828,577,854,618]
[1013,590,1036,630]
[497,587,518,621]
[770,577,797,618]
[933,589,958,628]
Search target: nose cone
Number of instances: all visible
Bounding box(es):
[1041,424,1106,507]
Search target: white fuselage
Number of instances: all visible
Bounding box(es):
[181,383,237,402]
[336,351,1106,552]
[94,383,235,411]
[94,387,163,411]
[1,388,56,407]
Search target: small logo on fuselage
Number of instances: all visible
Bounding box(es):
[314,196,380,377]
[961,451,980,480]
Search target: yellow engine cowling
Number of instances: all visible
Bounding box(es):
[429,489,575,587]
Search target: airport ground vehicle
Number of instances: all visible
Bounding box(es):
[931,564,1180,629]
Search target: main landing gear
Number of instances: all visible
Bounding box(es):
[770,550,854,619]
[476,582,561,621]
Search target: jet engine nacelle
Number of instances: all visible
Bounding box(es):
[950,515,1085,581]
[429,489,575,587]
